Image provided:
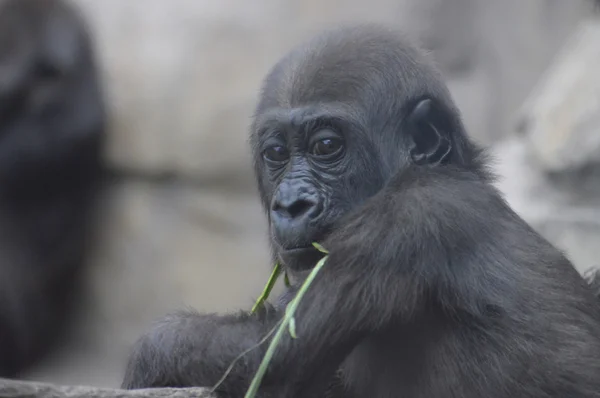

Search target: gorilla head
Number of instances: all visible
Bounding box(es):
[250,25,485,271]
[0,0,105,193]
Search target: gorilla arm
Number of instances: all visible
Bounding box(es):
[122,166,510,396]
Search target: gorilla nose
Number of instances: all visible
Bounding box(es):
[272,197,319,220]
[270,184,322,247]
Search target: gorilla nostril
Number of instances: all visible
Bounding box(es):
[288,199,315,219]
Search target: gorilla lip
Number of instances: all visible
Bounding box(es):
[280,245,322,258]
[282,245,316,253]
[277,245,326,271]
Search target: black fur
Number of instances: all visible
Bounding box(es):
[122,24,600,397]
[0,0,105,377]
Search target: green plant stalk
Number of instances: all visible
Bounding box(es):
[251,262,283,314]
[244,250,329,398]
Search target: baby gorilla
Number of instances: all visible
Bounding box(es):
[122,24,600,397]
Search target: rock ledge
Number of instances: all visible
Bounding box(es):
[0,379,214,398]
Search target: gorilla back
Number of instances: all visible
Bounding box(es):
[0,0,105,377]
[122,24,600,397]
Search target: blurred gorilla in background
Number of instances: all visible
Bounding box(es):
[0,0,105,377]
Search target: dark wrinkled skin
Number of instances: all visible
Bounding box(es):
[122,24,600,397]
[0,0,105,377]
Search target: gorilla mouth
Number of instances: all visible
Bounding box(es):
[278,244,326,271]
[273,224,333,271]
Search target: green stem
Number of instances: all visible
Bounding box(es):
[244,254,329,398]
[251,262,283,314]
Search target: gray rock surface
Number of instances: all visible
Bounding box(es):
[0,379,213,398]
[517,20,600,173]
[493,136,600,276]
[497,15,600,275]
[70,0,591,181]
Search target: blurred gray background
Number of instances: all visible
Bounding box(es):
[16,0,600,389]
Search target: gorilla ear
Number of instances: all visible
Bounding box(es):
[406,98,452,166]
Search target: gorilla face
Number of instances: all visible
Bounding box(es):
[253,102,387,271]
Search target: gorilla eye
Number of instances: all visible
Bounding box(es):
[263,145,289,163]
[311,137,344,158]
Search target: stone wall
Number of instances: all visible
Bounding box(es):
[497,17,600,277]
[13,0,597,389]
